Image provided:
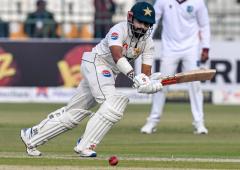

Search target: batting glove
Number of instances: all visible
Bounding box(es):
[133,73,150,88]
[137,80,163,94]
[150,72,162,81]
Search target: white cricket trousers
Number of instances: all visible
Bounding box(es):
[147,54,205,124]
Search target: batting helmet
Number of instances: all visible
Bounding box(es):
[131,1,155,25]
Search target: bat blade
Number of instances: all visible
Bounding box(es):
[161,69,216,86]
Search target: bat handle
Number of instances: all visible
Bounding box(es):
[161,78,178,86]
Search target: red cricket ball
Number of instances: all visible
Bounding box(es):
[108,155,119,166]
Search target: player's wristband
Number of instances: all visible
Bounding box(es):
[116,57,134,80]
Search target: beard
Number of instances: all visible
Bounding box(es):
[127,21,152,40]
[133,28,147,38]
[131,25,147,38]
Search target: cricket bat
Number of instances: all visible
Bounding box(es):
[161,69,216,86]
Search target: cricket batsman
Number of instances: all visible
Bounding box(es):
[20,1,163,157]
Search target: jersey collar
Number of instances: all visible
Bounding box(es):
[176,0,187,4]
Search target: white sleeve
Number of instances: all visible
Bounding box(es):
[108,24,124,47]
[141,38,154,66]
[152,0,163,37]
[197,0,211,48]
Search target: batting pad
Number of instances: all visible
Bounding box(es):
[76,94,129,151]
[29,107,92,148]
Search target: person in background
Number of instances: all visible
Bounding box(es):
[141,0,211,135]
[24,0,58,38]
[0,18,9,38]
[94,0,116,38]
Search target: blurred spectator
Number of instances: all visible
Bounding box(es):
[94,0,116,38]
[24,0,58,38]
[0,18,9,38]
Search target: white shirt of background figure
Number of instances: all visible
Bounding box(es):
[153,0,210,57]
[140,0,210,135]
[92,21,155,74]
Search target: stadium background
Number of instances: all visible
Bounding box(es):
[0,0,239,40]
[0,0,239,104]
[0,0,240,169]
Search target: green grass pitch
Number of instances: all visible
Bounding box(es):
[0,103,240,169]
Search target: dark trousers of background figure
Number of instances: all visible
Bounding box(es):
[94,17,112,38]
[93,0,116,38]
[0,21,9,37]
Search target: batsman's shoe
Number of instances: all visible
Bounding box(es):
[74,147,97,157]
[20,128,42,156]
[193,122,208,135]
[140,121,157,134]
[74,138,97,157]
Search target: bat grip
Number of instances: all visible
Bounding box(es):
[161,78,178,86]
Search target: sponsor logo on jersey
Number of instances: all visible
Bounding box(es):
[187,5,193,13]
[111,32,119,40]
[102,70,111,77]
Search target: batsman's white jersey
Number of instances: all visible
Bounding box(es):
[92,21,154,74]
[153,0,210,57]
[82,21,154,103]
